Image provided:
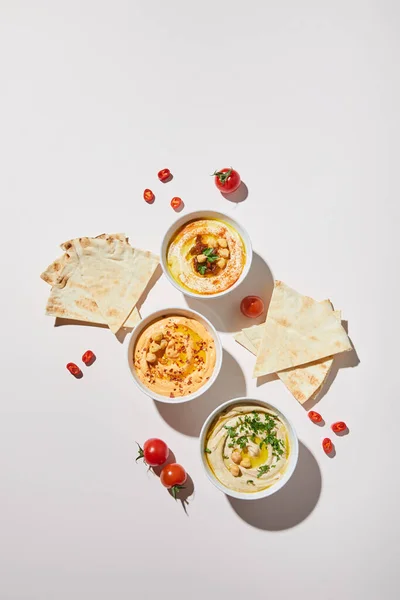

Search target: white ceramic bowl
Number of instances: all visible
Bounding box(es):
[127,307,222,404]
[160,210,253,299]
[199,397,299,500]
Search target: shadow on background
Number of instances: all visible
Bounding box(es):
[154,349,246,437]
[227,441,321,530]
[221,181,249,203]
[303,320,360,409]
[185,252,274,333]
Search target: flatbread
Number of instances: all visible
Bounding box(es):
[234,304,340,403]
[253,281,351,377]
[62,236,158,333]
[41,234,141,328]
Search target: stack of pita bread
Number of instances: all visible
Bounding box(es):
[41,233,159,335]
[235,281,352,404]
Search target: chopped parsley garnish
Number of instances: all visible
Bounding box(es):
[247,480,255,485]
[205,448,211,454]
[257,465,271,478]
[198,264,207,275]
[223,410,286,467]
[203,248,219,262]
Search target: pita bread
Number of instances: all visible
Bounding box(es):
[41,234,141,328]
[62,236,158,333]
[237,302,338,403]
[253,281,351,377]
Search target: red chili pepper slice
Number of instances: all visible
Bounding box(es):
[170,197,182,209]
[308,410,322,423]
[66,362,82,377]
[82,350,95,366]
[143,189,155,203]
[331,421,347,433]
[322,437,333,454]
[158,168,171,182]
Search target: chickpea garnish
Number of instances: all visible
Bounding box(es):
[159,339,168,350]
[153,332,163,343]
[217,258,226,269]
[149,342,161,353]
[197,254,207,263]
[217,238,228,248]
[229,464,241,477]
[240,457,252,469]
[219,248,230,259]
[146,352,157,364]
[231,450,242,464]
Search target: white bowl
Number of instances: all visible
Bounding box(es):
[160,210,253,299]
[199,397,299,500]
[127,307,222,404]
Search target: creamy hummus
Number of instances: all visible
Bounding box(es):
[205,404,290,493]
[134,316,216,397]
[167,218,246,295]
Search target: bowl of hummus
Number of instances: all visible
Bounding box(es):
[127,308,222,403]
[200,398,299,500]
[161,210,252,298]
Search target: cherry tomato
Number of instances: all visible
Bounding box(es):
[213,167,241,194]
[160,463,187,498]
[331,421,347,433]
[308,411,323,424]
[143,189,155,203]
[158,168,171,182]
[171,197,182,210]
[66,363,82,377]
[240,296,265,318]
[322,438,334,454]
[136,438,169,467]
[82,350,95,366]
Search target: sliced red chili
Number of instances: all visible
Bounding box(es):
[331,421,347,433]
[143,189,155,203]
[66,363,82,377]
[308,410,322,423]
[82,350,95,366]
[322,437,333,454]
[170,197,182,209]
[158,168,171,182]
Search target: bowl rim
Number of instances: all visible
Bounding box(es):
[199,396,299,500]
[126,307,223,404]
[160,209,253,299]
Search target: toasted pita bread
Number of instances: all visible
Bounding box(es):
[253,281,351,377]
[237,302,338,403]
[41,234,141,328]
[62,236,158,333]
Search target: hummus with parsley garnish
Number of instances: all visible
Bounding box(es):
[166,218,245,295]
[205,404,290,493]
[133,316,216,397]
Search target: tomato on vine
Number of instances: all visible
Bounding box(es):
[160,463,187,499]
[136,438,169,467]
[213,167,241,194]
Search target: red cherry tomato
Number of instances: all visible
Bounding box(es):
[82,350,95,366]
[240,296,265,318]
[308,411,323,424]
[143,189,155,203]
[136,438,169,467]
[158,168,171,182]
[322,438,333,454]
[160,463,187,498]
[331,421,347,433]
[171,197,182,210]
[213,167,241,194]
[66,362,82,377]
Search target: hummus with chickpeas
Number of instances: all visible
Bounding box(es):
[133,316,216,397]
[205,404,290,493]
[167,218,246,295]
